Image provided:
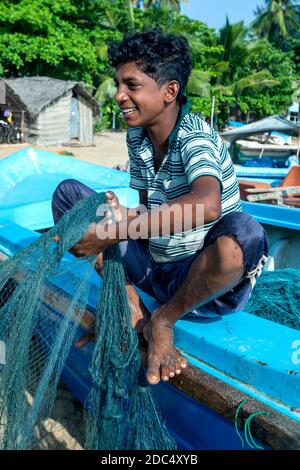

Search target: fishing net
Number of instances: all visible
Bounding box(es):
[0,192,176,450]
[247,268,300,330]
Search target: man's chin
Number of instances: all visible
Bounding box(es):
[127,121,142,128]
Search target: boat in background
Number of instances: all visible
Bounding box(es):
[233,139,298,165]
[0,148,300,450]
[237,165,300,210]
[222,115,300,167]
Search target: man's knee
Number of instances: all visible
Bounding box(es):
[206,211,268,274]
[52,179,93,224]
[212,235,244,274]
[53,179,81,199]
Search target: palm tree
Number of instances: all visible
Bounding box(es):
[209,19,280,124]
[142,0,188,11]
[251,0,300,45]
[126,1,189,28]
[186,70,211,97]
[126,0,135,28]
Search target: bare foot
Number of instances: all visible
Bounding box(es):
[143,308,188,385]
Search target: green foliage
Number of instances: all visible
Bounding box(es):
[251,0,300,49]
[0,0,103,83]
[189,96,213,119]
[0,0,298,128]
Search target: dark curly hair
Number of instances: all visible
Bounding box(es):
[108,29,192,100]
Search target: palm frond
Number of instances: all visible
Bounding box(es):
[95,42,108,61]
[186,70,211,97]
[212,84,233,96]
[95,78,117,104]
[233,70,279,94]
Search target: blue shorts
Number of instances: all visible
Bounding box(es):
[52,179,268,319]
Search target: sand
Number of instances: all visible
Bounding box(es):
[0,131,129,168]
[0,131,129,450]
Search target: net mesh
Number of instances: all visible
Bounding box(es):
[247,268,300,330]
[0,192,176,450]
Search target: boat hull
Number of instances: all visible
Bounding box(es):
[0,222,300,449]
[0,149,299,449]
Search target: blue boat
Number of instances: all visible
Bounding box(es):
[0,148,299,450]
[0,147,138,230]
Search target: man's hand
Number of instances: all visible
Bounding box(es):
[71,191,125,257]
[71,221,115,257]
[143,307,188,385]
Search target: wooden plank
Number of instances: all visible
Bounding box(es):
[246,186,300,194]
[139,343,300,450]
[247,193,282,202]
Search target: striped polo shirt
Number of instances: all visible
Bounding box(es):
[127,99,241,263]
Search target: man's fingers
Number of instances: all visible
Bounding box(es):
[105,191,119,208]
[87,222,97,234]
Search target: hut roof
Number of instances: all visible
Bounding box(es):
[2,77,99,117]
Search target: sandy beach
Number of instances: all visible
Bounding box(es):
[0,131,129,450]
[0,131,129,168]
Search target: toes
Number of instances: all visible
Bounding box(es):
[161,364,174,381]
[175,350,188,369]
[163,351,188,379]
[146,349,189,385]
[147,373,161,385]
[146,351,161,385]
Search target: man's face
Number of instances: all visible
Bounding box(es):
[115,61,167,128]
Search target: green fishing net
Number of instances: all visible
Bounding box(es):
[247,268,300,330]
[0,192,176,450]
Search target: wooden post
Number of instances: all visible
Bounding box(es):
[297,127,300,165]
[259,132,271,159]
[210,95,215,128]
[21,110,25,143]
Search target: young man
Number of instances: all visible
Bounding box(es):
[52,29,268,386]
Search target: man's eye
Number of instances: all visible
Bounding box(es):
[128,83,139,89]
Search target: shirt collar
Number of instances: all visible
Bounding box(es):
[168,96,190,149]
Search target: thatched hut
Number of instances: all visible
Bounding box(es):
[0,77,99,145]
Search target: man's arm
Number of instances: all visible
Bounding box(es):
[71,176,221,256]
[115,175,221,240]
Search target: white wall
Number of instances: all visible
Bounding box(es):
[29,92,71,145]
[78,95,94,144]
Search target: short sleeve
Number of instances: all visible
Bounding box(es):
[126,132,147,191]
[181,131,223,190]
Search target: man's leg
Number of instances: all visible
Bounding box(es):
[144,212,268,384]
[52,179,95,224]
[144,234,244,383]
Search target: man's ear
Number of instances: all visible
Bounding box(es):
[164,80,180,104]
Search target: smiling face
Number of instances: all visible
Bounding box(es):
[115,61,174,129]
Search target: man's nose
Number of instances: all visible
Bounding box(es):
[115,88,128,104]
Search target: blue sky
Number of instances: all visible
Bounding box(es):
[181,0,261,31]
